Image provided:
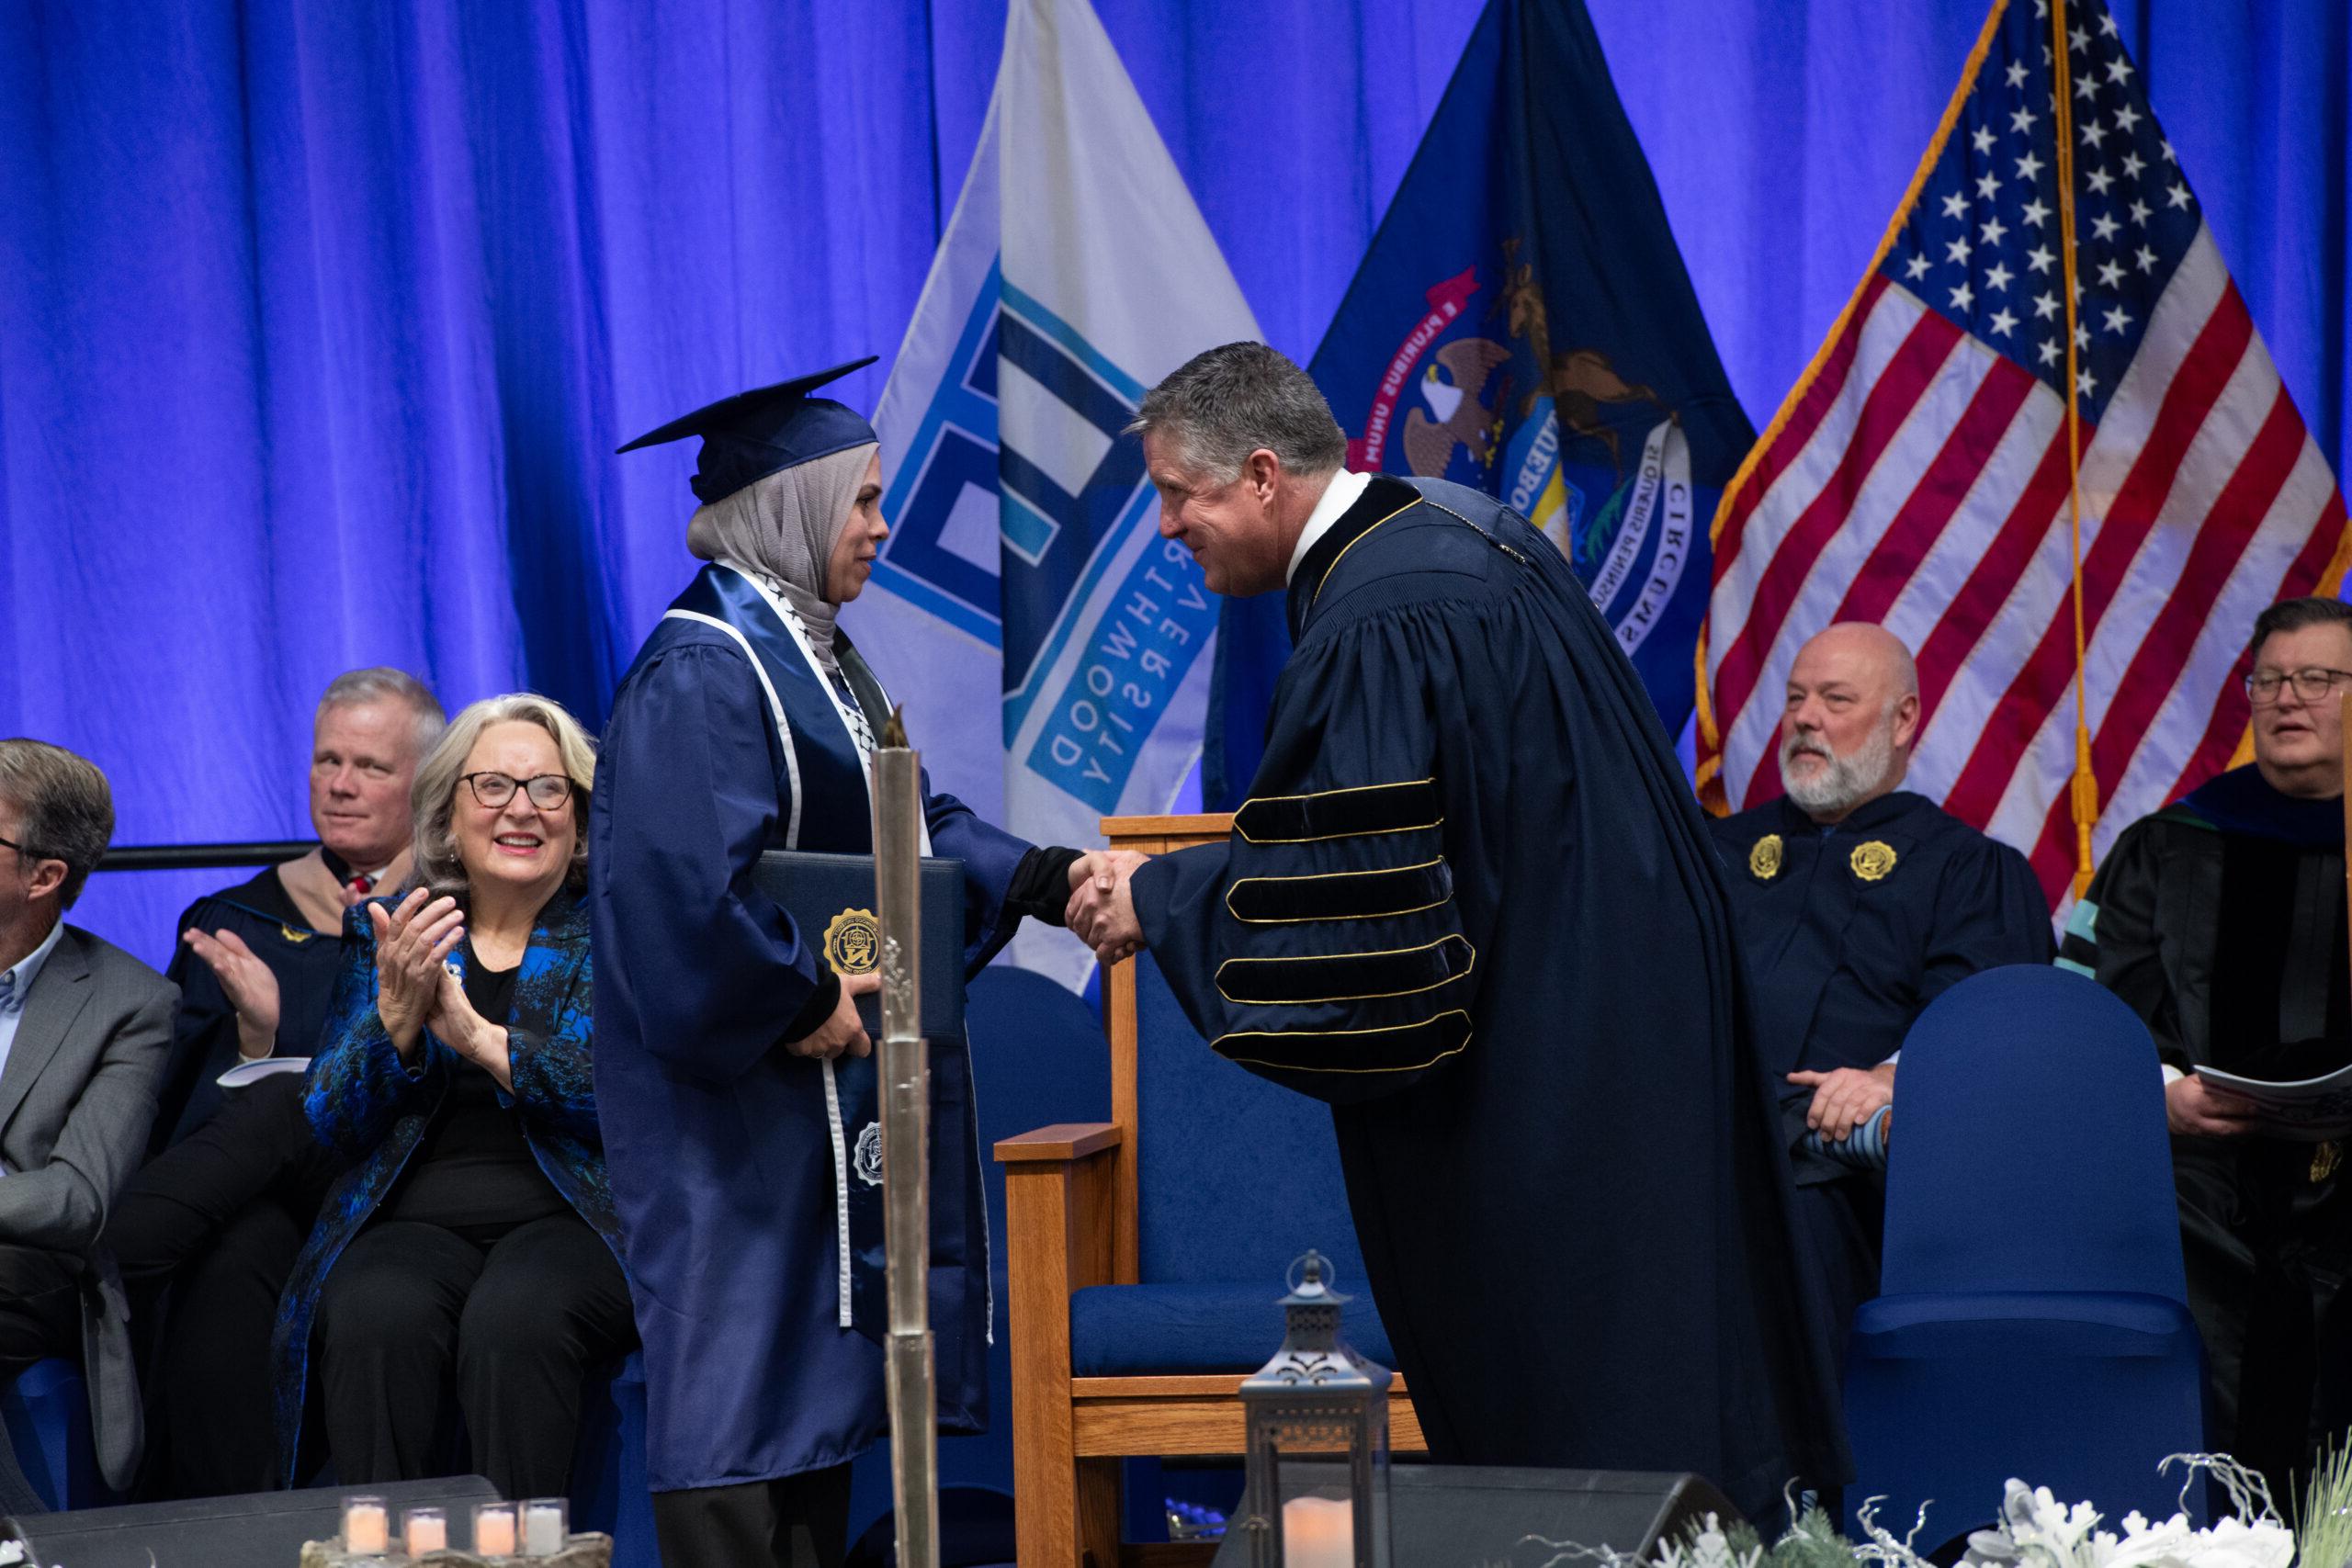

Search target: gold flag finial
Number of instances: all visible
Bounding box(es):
[881,705,909,750]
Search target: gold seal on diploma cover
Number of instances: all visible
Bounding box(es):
[1748,834,1784,881]
[1849,841,1898,883]
[823,908,881,976]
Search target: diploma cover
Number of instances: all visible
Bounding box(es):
[752,849,968,1342]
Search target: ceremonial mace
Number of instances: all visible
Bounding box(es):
[874,707,941,1568]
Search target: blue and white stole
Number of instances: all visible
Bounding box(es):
[662,561,927,1336]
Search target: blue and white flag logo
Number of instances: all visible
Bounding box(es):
[862,0,1260,987]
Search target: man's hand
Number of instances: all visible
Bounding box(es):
[2166,1073,2258,1137]
[1788,1061,1897,1144]
[786,971,881,1061]
[183,926,283,1059]
[1066,851,1147,964]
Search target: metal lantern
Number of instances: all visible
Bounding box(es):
[1235,1251,1392,1568]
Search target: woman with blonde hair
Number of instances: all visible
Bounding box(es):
[268,694,634,1498]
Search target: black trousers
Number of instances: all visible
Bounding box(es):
[650,1464,853,1568]
[103,1074,334,1498]
[312,1212,634,1499]
[2176,1138,2352,1502]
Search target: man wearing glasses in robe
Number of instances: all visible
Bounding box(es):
[2072,595,2352,1502]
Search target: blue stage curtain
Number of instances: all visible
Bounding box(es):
[2,0,2341,966]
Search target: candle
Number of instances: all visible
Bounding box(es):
[521,1498,568,1557]
[1283,1495,1354,1568]
[403,1506,447,1555]
[473,1502,518,1557]
[342,1495,389,1555]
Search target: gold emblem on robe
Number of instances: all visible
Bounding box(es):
[1748,834,1784,881]
[278,924,313,945]
[823,908,881,976]
[1849,840,1898,883]
[2312,1142,2342,1185]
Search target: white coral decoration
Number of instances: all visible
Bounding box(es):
[1959,1478,2292,1568]
[1655,1514,1764,1568]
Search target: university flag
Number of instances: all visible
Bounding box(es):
[1699,0,2350,904]
[862,0,1261,985]
[1205,0,1753,807]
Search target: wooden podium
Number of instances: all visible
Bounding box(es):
[994,813,1424,1568]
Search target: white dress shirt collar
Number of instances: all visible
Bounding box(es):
[1283,468,1375,586]
[0,919,63,1016]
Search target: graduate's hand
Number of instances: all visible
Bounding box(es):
[788,971,879,1062]
[1067,850,1148,895]
[368,889,465,1058]
[425,965,512,1090]
[2166,1073,2258,1137]
[1066,853,1145,964]
[182,926,282,1060]
[1788,1062,1896,1144]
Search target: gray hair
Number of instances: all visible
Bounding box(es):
[318,668,446,760]
[1125,342,1347,483]
[0,740,114,909]
[410,694,597,897]
[2250,595,2352,658]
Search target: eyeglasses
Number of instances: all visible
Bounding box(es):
[458,773,574,811]
[2245,667,2352,705]
[0,835,45,862]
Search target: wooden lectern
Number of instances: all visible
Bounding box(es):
[993,813,1425,1568]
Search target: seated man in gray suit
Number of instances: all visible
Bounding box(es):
[0,739,175,1509]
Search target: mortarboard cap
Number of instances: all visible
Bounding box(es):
[617,356,880,504]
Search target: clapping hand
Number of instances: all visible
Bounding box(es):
[367,889,465,1058]
[182,926,283,1060]
[426,964,513,1089]
[1065,851,1148,965]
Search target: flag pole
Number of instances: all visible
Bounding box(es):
[2049,0,2098,899]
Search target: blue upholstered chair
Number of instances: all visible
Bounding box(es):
[994,814,1424,1568]
[1843,964,2205,1544]
[1,1357,111,1511]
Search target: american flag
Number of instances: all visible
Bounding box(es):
[1697,0,2350,904]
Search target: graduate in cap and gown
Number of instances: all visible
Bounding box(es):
[1067,344,1850,1518]
[1709,625,2052,1360]
[593,360,1097,1568]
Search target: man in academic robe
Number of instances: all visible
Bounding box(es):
[2071,595,2352,1499]
[1710,623,2052,1364]
[104,667,441,1498]
[1067,342,1849,1517]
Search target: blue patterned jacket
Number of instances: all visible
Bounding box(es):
[268,887,620,1483]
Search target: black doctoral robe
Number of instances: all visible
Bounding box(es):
[1711,790,2053,1358]
[154,866,347,1152]
[1130,474,1849,1517]
[2075,764,2352,1495]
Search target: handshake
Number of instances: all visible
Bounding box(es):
[1063,850,1151,964]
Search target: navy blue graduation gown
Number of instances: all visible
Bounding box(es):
[1709,789,2052,1359]
[1130,476,1850,1517]
[589,564,1031,1492]
[1712,790,2053,1100]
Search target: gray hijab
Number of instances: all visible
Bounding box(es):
[685,442,878,674]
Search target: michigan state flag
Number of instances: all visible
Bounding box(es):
[1206,0,1751,806]
[860,0,1260,986]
